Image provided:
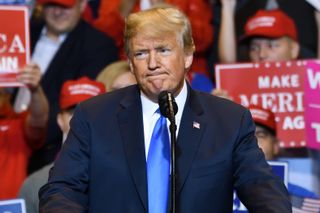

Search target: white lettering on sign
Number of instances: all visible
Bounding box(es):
[239,92,304,113]
[307,68,320,89]
[0,33,25,53]
[282,116,305,130]
[258,75,300,89]
[0,56,18,71]
[311,123,320,142]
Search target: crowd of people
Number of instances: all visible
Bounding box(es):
[0,0,319,212]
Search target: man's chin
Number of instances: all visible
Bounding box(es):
[141,88,167,102]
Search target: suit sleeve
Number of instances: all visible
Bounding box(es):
[233,109,292,213]
[39,105,90,213]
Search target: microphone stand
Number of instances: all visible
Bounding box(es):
[167,93,177,213]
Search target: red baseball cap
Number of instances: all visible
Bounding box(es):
[38,0,77,7]
[59,77,105,110]
[242,9,297,42]
[248,105,277,135]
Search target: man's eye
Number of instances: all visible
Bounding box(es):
[249,45,259,52]
[269,41,280,49]
[158,48,171,55]
[134,51,147,59]
[255,131,269,139]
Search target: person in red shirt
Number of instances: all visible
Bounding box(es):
[93,0,213,79]
[218,1,300,63]
[19,76,105,213]
[0,62,49,199]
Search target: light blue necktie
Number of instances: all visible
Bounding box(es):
[147,109,170,213]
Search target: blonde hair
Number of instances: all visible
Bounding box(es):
[124,6,195,56]
[96,61,132,92]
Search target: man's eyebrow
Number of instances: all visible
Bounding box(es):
[132,48,148,52]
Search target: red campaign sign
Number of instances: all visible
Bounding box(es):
[215,60,307,148]
[0,5,30,87]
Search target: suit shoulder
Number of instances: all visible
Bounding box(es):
[195,90,247,115]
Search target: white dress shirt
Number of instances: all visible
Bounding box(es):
[32,27,67,75]
[141,81,188,159]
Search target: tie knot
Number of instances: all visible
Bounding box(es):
[155,108,161,115]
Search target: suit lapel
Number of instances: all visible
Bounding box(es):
[176,86,206,193]
[115,85,205,207]
[117,86,148,211]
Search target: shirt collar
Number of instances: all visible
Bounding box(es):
[40,27,68,43]
[140,80,188,118]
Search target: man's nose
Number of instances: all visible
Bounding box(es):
[52,6,65,16]
[148,52,159,70]
[258,46,269,61]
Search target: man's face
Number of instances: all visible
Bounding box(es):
[249,37,299,62]
[128,32,193,102]
[43,0,84,35]
[255,125,278,160]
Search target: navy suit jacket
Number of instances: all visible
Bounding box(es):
[39,84,291,213]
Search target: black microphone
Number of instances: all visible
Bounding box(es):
[158,91,178,213]
[158,91,178,122]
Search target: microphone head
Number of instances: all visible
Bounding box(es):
[158,91,178,118]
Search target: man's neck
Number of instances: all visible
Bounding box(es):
[45,30,61,42]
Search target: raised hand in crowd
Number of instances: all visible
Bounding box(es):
[218,0,237,63]
[18,62,49,144]
[17,62,42,91]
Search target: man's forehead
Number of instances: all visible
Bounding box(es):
[250,36,286,43]
[255,125,268,132]
[131,35,178,48]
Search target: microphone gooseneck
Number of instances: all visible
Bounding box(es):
[157,91,178,213]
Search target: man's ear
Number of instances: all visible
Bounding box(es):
[128,59,134,74]
[57,113,64,130]
[184,53,193,70]
[290,40,300,59]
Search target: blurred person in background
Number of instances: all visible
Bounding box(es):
[18,76,105,213]
[248,105,319,199]
[218,0,299,64]
[214,4,300,100]
[96,60,137,92]
[0,63,48,199]
[17,0,118,174]
[215,1,319,197]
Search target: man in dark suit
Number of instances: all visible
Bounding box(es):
[20,0,118,172]
[39,6,291,212]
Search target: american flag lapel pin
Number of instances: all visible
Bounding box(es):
[193,121,200,129]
